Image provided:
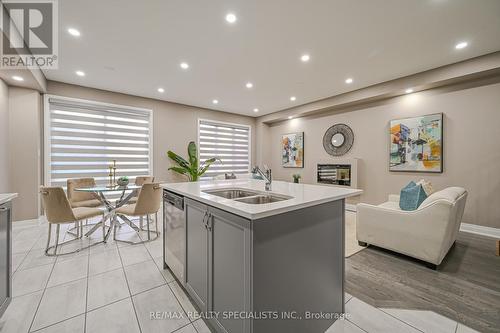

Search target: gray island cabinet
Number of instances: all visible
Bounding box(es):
[162,180,361,333]
[0,193,17,319]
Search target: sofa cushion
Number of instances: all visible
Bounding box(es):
[379,201,402,210]
[416,179,434,196]
[420,187,467,208]
[399,181,428,211]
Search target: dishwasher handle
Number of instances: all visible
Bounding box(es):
[163,190,184,210]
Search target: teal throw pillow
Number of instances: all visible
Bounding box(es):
[399,181,428,211]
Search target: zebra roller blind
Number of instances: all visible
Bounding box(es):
[198,119,251,178]
[45,96,153,188]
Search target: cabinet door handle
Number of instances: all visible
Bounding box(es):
[206,213,212,232]
[202,211,208,229]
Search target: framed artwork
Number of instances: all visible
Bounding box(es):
[390,113,443,173]
[282,132,304,168]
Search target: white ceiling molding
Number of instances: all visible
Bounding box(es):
[258,52,500,124]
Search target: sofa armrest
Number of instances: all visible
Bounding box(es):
[357,202,454,265]
[388,194,400,202]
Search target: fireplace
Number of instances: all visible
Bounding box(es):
[317,164,352,186]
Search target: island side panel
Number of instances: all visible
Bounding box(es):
[252,199,345,333]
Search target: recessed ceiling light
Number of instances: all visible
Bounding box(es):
[405,88,414,94]
[12,75,23,81]
[75,70,85,77]
[455,41,468,49]
[301,54,310,62]
[288,116,293,119]
[225,13,237,23]
[158,87,165,93]
[212,99,219,104]
[180,62,189,69]
[290,96,297,101]
[345,78,353,84]
[67,28,80,37]
[253,108,259,112]
[245,82,253,89]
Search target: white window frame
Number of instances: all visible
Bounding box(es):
[197,118,252,178]
[43,94,154,187]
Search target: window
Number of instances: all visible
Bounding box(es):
[44,96,153,188]
[198,119,251,178]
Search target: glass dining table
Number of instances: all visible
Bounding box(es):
[75,184,141,243]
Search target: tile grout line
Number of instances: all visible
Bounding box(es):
[83,234,91,333]
[343,295,370,333]
[26,251,58,332]
[140,228,195,323]
[138,223,200,328]
[376,306,426,333]
[116,238,144,333]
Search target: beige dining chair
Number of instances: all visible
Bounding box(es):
[67,178,101,208]
[40,186,105,256]
[129,176,155,229]
[115,183,161,242]
[128,176,155,203]
[66,178,102,235]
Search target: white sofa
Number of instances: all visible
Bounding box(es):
[356,187,468,268]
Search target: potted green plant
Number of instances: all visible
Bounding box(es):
[167,141,220,181]
[292,174,301,183]
[117,176,129,186]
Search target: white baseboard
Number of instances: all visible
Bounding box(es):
[460,223,500,238]
[346,204,357,212]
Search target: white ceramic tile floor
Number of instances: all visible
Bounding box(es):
[1,217,482,333]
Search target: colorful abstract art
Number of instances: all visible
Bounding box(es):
[282,132,304,168]
[390,113,443,173]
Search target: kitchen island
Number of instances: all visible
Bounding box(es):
[161,179,361,333]
[0,193,17,318]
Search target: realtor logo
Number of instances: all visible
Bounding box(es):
[1,0,58,68]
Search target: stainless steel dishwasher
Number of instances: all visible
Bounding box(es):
[163,190,186,285]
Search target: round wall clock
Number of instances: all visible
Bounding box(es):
[323,124,354,156]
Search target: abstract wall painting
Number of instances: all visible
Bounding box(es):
[390,113,443,173]
[282,132,304,168]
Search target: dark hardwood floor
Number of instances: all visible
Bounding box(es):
[346,232,500,333]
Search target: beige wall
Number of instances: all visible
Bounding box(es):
[46,81,256,185]
[257,78,500,229]
[0,79,9,193]
[8,87,42,221]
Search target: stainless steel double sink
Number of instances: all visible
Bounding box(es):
[203,188,292,204]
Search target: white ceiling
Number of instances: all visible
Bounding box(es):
[43,0,500,116]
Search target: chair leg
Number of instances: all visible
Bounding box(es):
[80,220,84,238]
[75,221,80,238]
[155,212,159,234]
[140,216,143,229]
[102,214,106,241]
[45,224,52,254]
[54,224,61,255]
[146,215,151,240]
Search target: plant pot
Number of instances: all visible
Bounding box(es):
[117,179,129,187]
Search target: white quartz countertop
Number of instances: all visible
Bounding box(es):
[161,179,362,219]
[0,193,18,205]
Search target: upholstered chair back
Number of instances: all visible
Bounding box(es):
[134,183,162,216]
[67,178,96,203]
[40,187,76,223]
[135,176,155,185]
